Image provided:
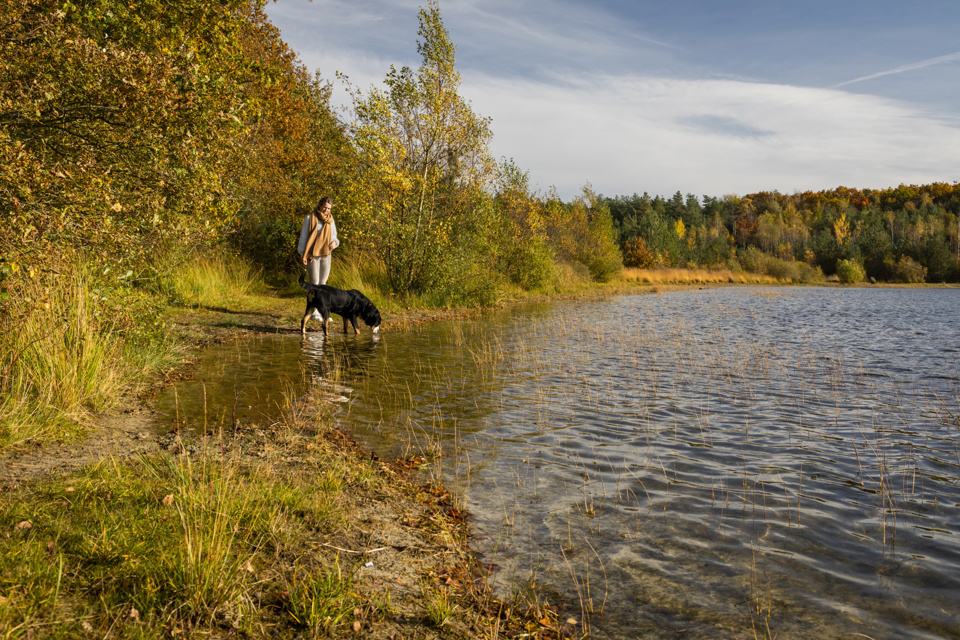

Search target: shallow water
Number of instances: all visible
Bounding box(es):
[155,287,960,639]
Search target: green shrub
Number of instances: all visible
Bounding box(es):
[738,246,820,282]
[835,259,866,284]
[884,255,927,283]
[762,257,801,281]
[586,247,624,283]
[738,246,766,274]
[500,236,556,291]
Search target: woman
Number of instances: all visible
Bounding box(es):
[297,195,339,286]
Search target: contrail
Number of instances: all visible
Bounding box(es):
[832,51,960,88]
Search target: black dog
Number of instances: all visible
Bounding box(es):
[299,272,382,336]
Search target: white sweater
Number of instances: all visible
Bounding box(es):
[297,214,339,257]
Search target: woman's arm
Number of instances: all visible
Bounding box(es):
[329,218,340,250]
[297,214,312,255]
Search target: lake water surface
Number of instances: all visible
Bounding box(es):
[156,287,960,639]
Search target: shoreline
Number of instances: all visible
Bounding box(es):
[0,291,583,639]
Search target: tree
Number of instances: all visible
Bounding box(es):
[347,1,495,295]
[493,160,554,290]
[0,0,256,272]
[226,4,352,269]
[544,185,622,281]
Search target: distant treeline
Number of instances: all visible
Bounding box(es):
[607,184,960,283]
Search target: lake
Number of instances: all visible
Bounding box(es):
[155,286,960,639]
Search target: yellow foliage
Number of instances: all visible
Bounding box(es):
[833,212,850,245]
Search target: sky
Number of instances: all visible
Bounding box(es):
[264,0,960,201]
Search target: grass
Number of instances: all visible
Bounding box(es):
[424,585,457,627]
[619,266,780,285]
[1,452,292,635]
[0,410,561,640]
[0,264,179,449]
[284,557,358,634]
[158,254,267,308]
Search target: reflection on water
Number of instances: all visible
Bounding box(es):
[156,287,960,639]
[152,331,382,432]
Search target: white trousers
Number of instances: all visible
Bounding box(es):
[307,255,332,285]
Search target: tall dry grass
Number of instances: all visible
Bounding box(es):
[0,265,175,447]
[619,267,780,285]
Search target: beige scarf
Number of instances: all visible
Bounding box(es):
[302,207,333,264]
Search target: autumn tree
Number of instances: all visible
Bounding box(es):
[544,185,622,282]
[226,4,352,269]
[346,0,495,297]
[0,0,257,274]
[493,160,554,290]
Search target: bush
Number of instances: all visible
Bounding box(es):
[500,236,556,291]
[586,248,624,283]
[763,257,802,281]
[884,255,927,283]
[835,259,866,283]
[737,246,820,282]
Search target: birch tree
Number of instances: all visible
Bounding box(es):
[348,1,495,295]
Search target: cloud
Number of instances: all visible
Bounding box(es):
[461,72,960,198]
[832,51,960,88]
[678,115,774,139]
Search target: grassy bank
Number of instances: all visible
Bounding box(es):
[1,417,580,638]
[0,252,591,639]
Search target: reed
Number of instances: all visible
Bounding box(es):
[158,254,265,308]
[619,267,780,285]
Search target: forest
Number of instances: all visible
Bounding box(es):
[610,184,960,284]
